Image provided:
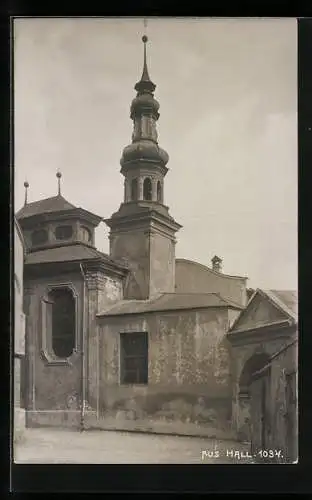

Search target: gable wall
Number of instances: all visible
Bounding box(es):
[175,260,247,307]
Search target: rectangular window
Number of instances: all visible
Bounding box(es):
[120,332,148,385]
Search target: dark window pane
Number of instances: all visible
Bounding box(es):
[122,334,147,356]
[143,178,152,201]
[55,225,73,240]
[124,356,145,371]
[31,229,48,246]
[50,288,75,358]
[120,332,148,385]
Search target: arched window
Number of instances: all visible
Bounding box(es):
[31,229,48,246]
[143,177,152,201]
[49,288,76,358]
[81,226,92,243]
[131,178,138,201]
[157,181,162,202]
[55,225,73,241]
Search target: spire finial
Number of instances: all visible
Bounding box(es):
[141,20,149,82]
[135,19,156,94]
[23,180,29,206]
[56,170,62,196]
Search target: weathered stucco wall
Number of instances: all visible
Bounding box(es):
[175,259,247,307]
[86,272,123,412]
[110,230,149,299]
[89,307,235,437]
[24,273,83,428]
[149,231,175,296]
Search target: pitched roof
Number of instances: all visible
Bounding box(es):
[16,195,77,219]
[98,292,243,317]
[263,289,297,320]
[228,288,298,334]
[175,258,248,280]
[25,243,116,266]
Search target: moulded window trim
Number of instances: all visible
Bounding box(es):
[40,283,79,366]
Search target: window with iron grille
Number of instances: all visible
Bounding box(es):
[120,332,148,385]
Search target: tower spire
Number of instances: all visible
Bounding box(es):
[56,170,62,196]
[135,24,155,94]
[23,180,29,206]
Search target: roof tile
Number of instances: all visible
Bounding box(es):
[16,195,77,219]
[25,243,114,265]
[98,292,242,316]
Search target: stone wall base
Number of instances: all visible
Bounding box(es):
[84,414,237,441]
[26,410,81,429]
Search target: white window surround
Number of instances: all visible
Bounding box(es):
[40,283,79,366]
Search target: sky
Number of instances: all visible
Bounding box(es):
[13,17,297,290]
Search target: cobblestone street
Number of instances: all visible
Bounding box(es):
[14,428,252,464]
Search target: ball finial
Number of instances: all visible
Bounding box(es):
[142,35,148,43]
[56,170,62,179]
[24,181,29,188]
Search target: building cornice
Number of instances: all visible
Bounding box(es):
[227,319,297,346]
[18,207,103,229]
[24,257,128,280]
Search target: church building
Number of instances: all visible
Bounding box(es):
[15,34,297,445]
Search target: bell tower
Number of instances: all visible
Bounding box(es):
[105,33,181,300]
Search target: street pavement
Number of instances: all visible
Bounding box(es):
[14,428,252,464]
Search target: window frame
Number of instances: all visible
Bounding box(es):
[40,283,79,366]
[119,331,148,386]
[143,177,152,201]
[31,228,48,246]
[81,225,92,243]
[157,180,162,202]
[131,178,138,201]
[55,224,73,241]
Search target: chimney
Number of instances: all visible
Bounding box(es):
[212,255,222,273]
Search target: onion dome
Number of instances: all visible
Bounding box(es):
[121,141,169,167]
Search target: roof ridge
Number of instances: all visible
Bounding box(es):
[19,194,69,208]
[262,289,297,318]
[175,258,248,280]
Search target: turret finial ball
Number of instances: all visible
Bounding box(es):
[142,35,148,43]
[24,181,29,188]
[56,171,62,178]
